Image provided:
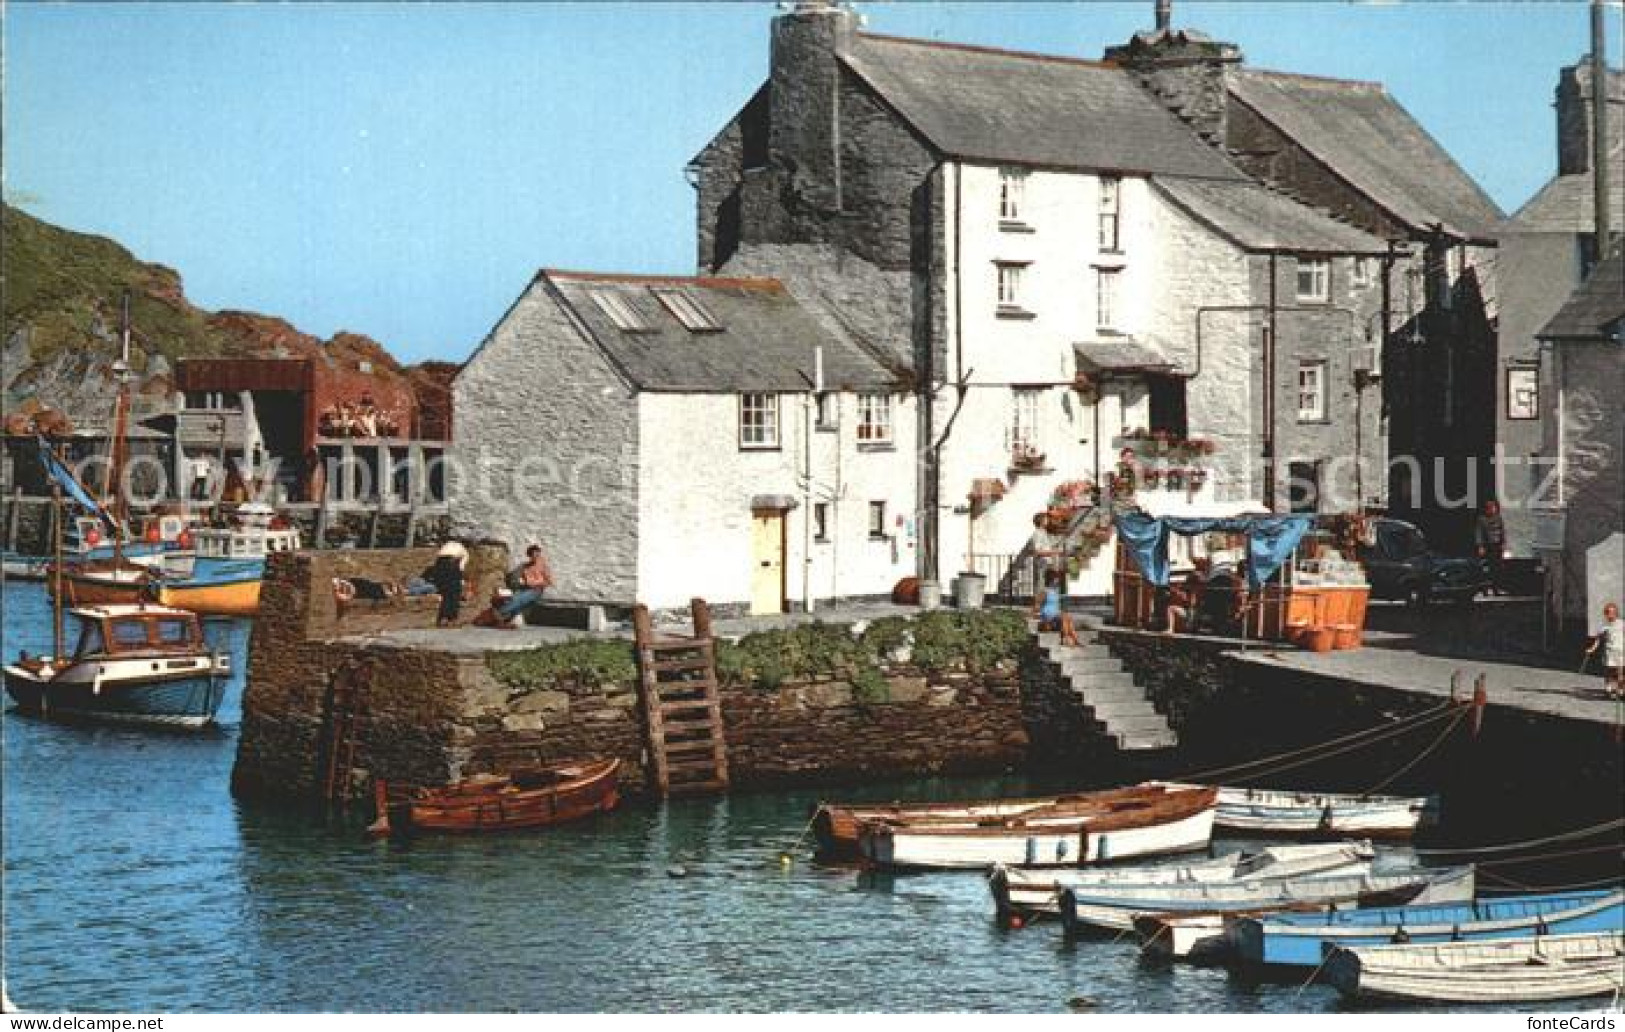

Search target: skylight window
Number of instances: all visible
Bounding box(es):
[589,289,654,333]
[651,287,723,333]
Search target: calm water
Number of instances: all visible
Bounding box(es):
[0,581,1569,1013]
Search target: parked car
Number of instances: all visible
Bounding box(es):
[1356,518,1489,606]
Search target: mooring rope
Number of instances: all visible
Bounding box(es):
[1476,843,1625,868]
[1168,698,1462,786]
[1412,817,1625,857]
[1361,703,1469,796]
[1479,869,1625,893]
[1214,703,1469,787]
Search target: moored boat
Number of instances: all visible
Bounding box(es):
[814,791,1081,858]
[3,603,231,728]
[1059,865,1477,936]
[404,758,622,833]
[858,785,1217,871]
[1233,889,1625,968]
[1323,931,1625,1005]
[1153,781,1437,838]
[990,840,1376,920]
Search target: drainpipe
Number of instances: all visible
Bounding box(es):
[1266,254,1278,510]
[1592,0,1612,254]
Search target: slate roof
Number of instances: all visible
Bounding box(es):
[1538,249,1625,342]
[539,270,899,392]
[1154,179,1388,254]
[1504,163,1625,236]
[840,34,1247,180]
[1075,337,1174,372]
[1229,70,1504,241]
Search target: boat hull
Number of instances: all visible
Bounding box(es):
[1325,932,1625,1004]
[155,577,262,617]
[1234,890,1625,968]
[4,666,226,728]
[862,789,1217,870]
[406,758,622,833]
[1153,782,1436,838]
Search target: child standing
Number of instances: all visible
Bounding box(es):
[1586,601,1623,699]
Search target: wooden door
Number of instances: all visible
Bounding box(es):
[750,512,785,615]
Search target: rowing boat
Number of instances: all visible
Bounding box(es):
[1060,865,1476,936]
[405,758,622,833]
[1324,931,1625,1004]
[857,785,1217,871]
[990,840,1375,920]
[1152,782,1437,838]
[1233,889,1625,967]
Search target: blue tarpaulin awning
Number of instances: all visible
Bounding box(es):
[1113,510,1312,591]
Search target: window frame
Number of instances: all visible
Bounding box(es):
[589,288,656,333]
[1351,257,1373,290]
[998,167,1028,224]
[1011,387,1043,451]
[1506,365,1540,421]
[650,287,723,333]
[738,392,781,450]
[1297,360,1328,423]
[995,261,1030,315]
[867,500,888,541]
[814,391,837,432]
[1095,266,1123,332]
[1098,175,1122,252]
[856,393,894,446]
[1295,257,1331,304]
[813,502,830,543]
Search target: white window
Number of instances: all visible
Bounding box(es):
[1296,258,1330,303]
[814,392,837,431]
[739,393,780,449]
[650,287,722,333]
[1011,388,1042,449]
[1351,257,1373,289]
[868,501,887,539]
[998,168,1027,222]
[1297,361,1327,422]
[1098,176,1121,251]
[813,502,830,542]
[856,393,893,445]
[996,262,1026,310]
[589,288,654,333]
[1095,267,1122,331]
[1507,366,1540,421]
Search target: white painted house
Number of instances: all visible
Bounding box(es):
[452,270,917,615]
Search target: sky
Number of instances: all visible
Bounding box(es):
[3,1,1619,365]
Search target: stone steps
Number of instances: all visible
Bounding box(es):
[1058,656,1124,676]
[1034,627,1178,754]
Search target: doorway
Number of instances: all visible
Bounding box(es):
[750,510,787,615]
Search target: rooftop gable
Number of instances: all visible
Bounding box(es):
[839,33,1247,180]
[1154,178,1388,255]
[1229,69,1504,241]
[1539,248,1625,341]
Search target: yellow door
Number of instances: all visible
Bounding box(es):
[750,512,785,615]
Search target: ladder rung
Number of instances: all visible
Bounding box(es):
[663,739,719,755]
[667,779,729,795]
[660,699,718,713]
[650,655,712,673]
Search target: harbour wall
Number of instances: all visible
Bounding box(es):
[231,548,1028,804]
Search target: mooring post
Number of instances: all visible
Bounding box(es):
[1470,674,1488,738]
[4,487,21,551]
[1449,669,1462,702]
[690,597,713,641]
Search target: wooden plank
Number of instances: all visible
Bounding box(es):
[650,655,712,674]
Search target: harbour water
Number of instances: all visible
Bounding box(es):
[0,582,1586,1013]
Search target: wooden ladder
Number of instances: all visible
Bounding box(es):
[321,661,368,810]
[633,599,730,798]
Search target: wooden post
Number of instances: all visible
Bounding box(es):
[366,506,383,549]
[4,486,21,551]
[365,779,393,838]
[631,603,653,648]
[690,597,712,640]
[403,503,419,549]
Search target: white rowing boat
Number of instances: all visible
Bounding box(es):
[1152,782,1437,838]
[1324,931,1625,1005]
[990,840,1375,919]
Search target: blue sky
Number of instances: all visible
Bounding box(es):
[3,1,1616,364]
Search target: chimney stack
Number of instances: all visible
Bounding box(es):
[1592,0,1613,253]
[1155,0,1172,32]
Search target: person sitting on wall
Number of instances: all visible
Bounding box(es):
[1031,568,1081,647]
[1164,558,1211,635]
[494,544,554,628]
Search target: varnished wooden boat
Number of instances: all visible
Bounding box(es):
[406,758,622,832]
[857,785,1218,870]
[1325,931,1625,1004]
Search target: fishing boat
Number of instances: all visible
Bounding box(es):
[1152,781,1438,838]
[814,785,1153,858]
[857,785,1217,871]
[1232,889,1625,968]
[2,602,231,728]
[990,840,1375,920]
[403,758,622,833]
[1058,865,1476,936]
[1324,931,1625,1005]
[150,503,298,616]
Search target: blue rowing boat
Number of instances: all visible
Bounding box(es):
[1232,889,1624,967]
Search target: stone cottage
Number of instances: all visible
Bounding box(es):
[689,1,1462,596]
[1534,247,1624,636]
[451,269,915,615]
[1498,59,1623,557]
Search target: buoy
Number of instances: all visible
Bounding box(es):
[778,853,793,868]
[666,865,688,879]
[144,524,161,544]
[177,529,193,549]
[1008,915,1025,930]
[85,527,101,547]
[1067,996,1098,1012]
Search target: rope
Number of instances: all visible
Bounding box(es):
[1137,922,1170,954]
[1362,704,1468,796]
[1413,817,1625,857]
[1480,870,1625,893]
[1478,844,1625,868]
[1294,948,1336,999]
[1170,698,1462,785]
[778,811,820,864]
[1218,704,1468,787]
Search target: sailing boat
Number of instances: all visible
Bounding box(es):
[5,442,231,728]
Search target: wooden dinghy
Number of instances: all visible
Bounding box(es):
[990,840,1375,921]
[857,785,1217,871]
[1234,889,1625,968]
[1060,865,1476,936]
[1324,931,1625,1005]
[812,786,1152,859]
[1153,781,1437,839]
[404,758,622,833]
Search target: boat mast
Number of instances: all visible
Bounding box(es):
[109,291,133,565]
[51,455,65,663]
